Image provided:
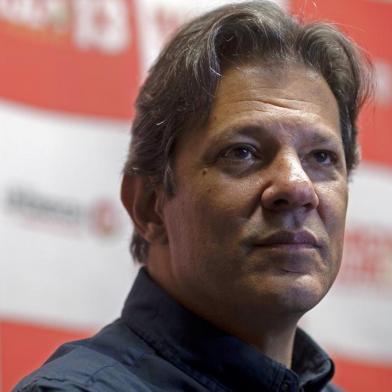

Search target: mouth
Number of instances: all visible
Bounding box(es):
[247,230,324,274]
[253,230,322,249]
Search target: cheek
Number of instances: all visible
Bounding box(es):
[317,181,348,258]
[198,171,260,210]
[318,178,348,219]
[194,175,258,233]
[167,174,255,251]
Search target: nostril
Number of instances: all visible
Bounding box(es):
[273,199,289,208]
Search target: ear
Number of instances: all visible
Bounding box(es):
[121,175,168,244]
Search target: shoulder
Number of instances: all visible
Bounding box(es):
[13,350,151,391]
[13,348,152,391]
[13,319,206,392]
[12,320,157,392]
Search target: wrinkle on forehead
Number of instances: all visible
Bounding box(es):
[215,61,337,107]
[217,98,305,111]
[209,62,340,132]
[206,101,340,142]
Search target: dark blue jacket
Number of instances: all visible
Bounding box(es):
[14,268,342,391]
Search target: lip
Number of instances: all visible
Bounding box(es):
[253,230,321,249]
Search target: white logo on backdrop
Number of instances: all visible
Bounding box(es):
[0,0,131,53]
[5,187,124,239]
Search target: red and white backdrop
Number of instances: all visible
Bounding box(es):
[0,1,391,391]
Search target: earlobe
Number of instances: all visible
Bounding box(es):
[121,175,168,245]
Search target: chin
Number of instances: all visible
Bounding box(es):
[274,274,333,315]
[242,272,333,317]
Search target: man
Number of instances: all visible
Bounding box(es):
[15,1,371,391]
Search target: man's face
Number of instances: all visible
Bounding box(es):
[160,62,347,322]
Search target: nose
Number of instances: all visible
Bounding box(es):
[261,152,319,212]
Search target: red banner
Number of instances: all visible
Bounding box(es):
[0,0,139,119]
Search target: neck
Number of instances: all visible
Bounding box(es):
[196,301,300,368]
[147,246,304,368]
[147,263,300,368]
[238,321,298,368]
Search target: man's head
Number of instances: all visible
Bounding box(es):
[121,1,370,327]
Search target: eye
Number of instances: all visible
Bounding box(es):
[220,145,257,161]
[312,150,336,165]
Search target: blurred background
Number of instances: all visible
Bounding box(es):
[0,0,391,391]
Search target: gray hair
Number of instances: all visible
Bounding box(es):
[123,0,372,263]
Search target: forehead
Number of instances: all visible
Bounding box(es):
[178,61,341,153]
[210,61,339,134]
